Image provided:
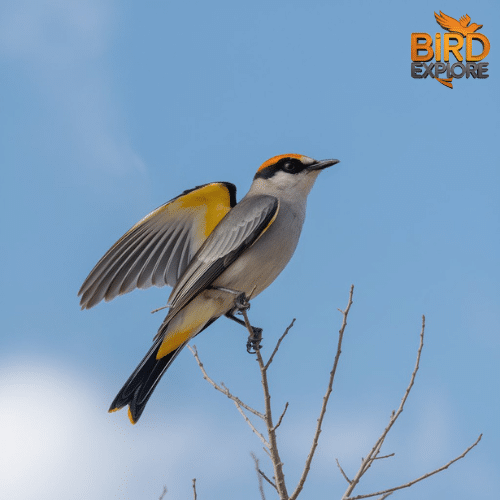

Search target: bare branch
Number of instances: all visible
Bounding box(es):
[377,493,393,500]
[336,458,352,484]
[272,402,289,432]
[259,469,277,491]
[265,319,296,369]
[342,315,425,499]
[151,304,170,314]
[372,453,395,461]
[344,434,482,500]
[231,394,269,447]
[290,284,355,500]
[188,344,268,446]
[251,452,267,500]
[158,485,167,500]
[221,382,266,421]
[256,348,289,498]
[240,307,290,500]
[188,345,264,419]
[192,478,197,500]
[190,288,480,500]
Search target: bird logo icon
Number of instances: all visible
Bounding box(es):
[411,11,489,90]
[433,12,484,88]
[434,12,483,37]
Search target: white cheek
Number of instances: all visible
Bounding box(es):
[270,170,319,196]
[270,170,303,189]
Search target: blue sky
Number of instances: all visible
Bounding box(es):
[1,0,498,499]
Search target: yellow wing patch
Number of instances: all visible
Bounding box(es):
[177,183,233,238]
[256,154,308,173]
[131,183,233,239]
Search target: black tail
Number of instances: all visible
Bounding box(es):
[109,338,186,424]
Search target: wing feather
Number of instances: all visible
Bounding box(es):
[150,225,185,287]
[81,226,157,308]
[107,228,166,298]
[459,14,470,27]
[78,182,237,309]
[136,229,177,289]
[118,226,179,295]
[166,195,279,317]
[434,11,456,31]
[164,226,191,285]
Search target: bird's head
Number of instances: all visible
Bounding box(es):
[470,23,483,31]
[250,154,339,199]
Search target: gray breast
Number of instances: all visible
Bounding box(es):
[213,199,306,298]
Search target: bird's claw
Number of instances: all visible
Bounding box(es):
[231,293,262,353]
[246,327,263,354]
[234,292,251,312]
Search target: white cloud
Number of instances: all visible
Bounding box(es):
[0,360,488,500]
[0,360,257,499]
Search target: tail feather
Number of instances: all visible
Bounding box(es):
[109,338,186,424]
[109,316,220,424]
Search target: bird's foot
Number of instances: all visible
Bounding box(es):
[234,292,251,312]
[246,327,263,354]
[230,293,263,353]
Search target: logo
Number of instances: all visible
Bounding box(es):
[411,11,490,89]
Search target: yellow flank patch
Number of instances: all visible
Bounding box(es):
[157,313,207,359]
[257,154,306,173]
[108,407,120,413]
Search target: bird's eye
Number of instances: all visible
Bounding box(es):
[283,162,294,172]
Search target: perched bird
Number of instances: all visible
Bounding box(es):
[79,154,339,423]
[434,11,483,37]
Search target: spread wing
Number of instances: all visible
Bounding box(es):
[78,182,237,309]
[434,11,459,31]
[166,195,279,317]
[459,14,471,27]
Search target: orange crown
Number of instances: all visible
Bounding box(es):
[256,154,308,173]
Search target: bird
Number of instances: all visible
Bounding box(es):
[78,153,340,424]
[434,11,483,37]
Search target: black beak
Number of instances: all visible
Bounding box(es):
[309,159,340,171]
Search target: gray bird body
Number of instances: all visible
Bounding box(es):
[79,154,338,423]
[161,171,319,339]
[211,177,309,301]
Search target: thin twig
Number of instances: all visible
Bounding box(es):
[342,315,425,499]
[251,452,267,500]
[372,453,395,461]
[158,485,167,500]
[151,304,170,314]
[344,434,482,499]
[188,344,268,446]
[336,458,352,484]
[272,402,289,432]
[192,478,197,500]
[259,469,277,491]
[290,284,354,500]
[231,395,269,447]
[377,493,393,500]
[265,319,296,369]
[188,345,264,419]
